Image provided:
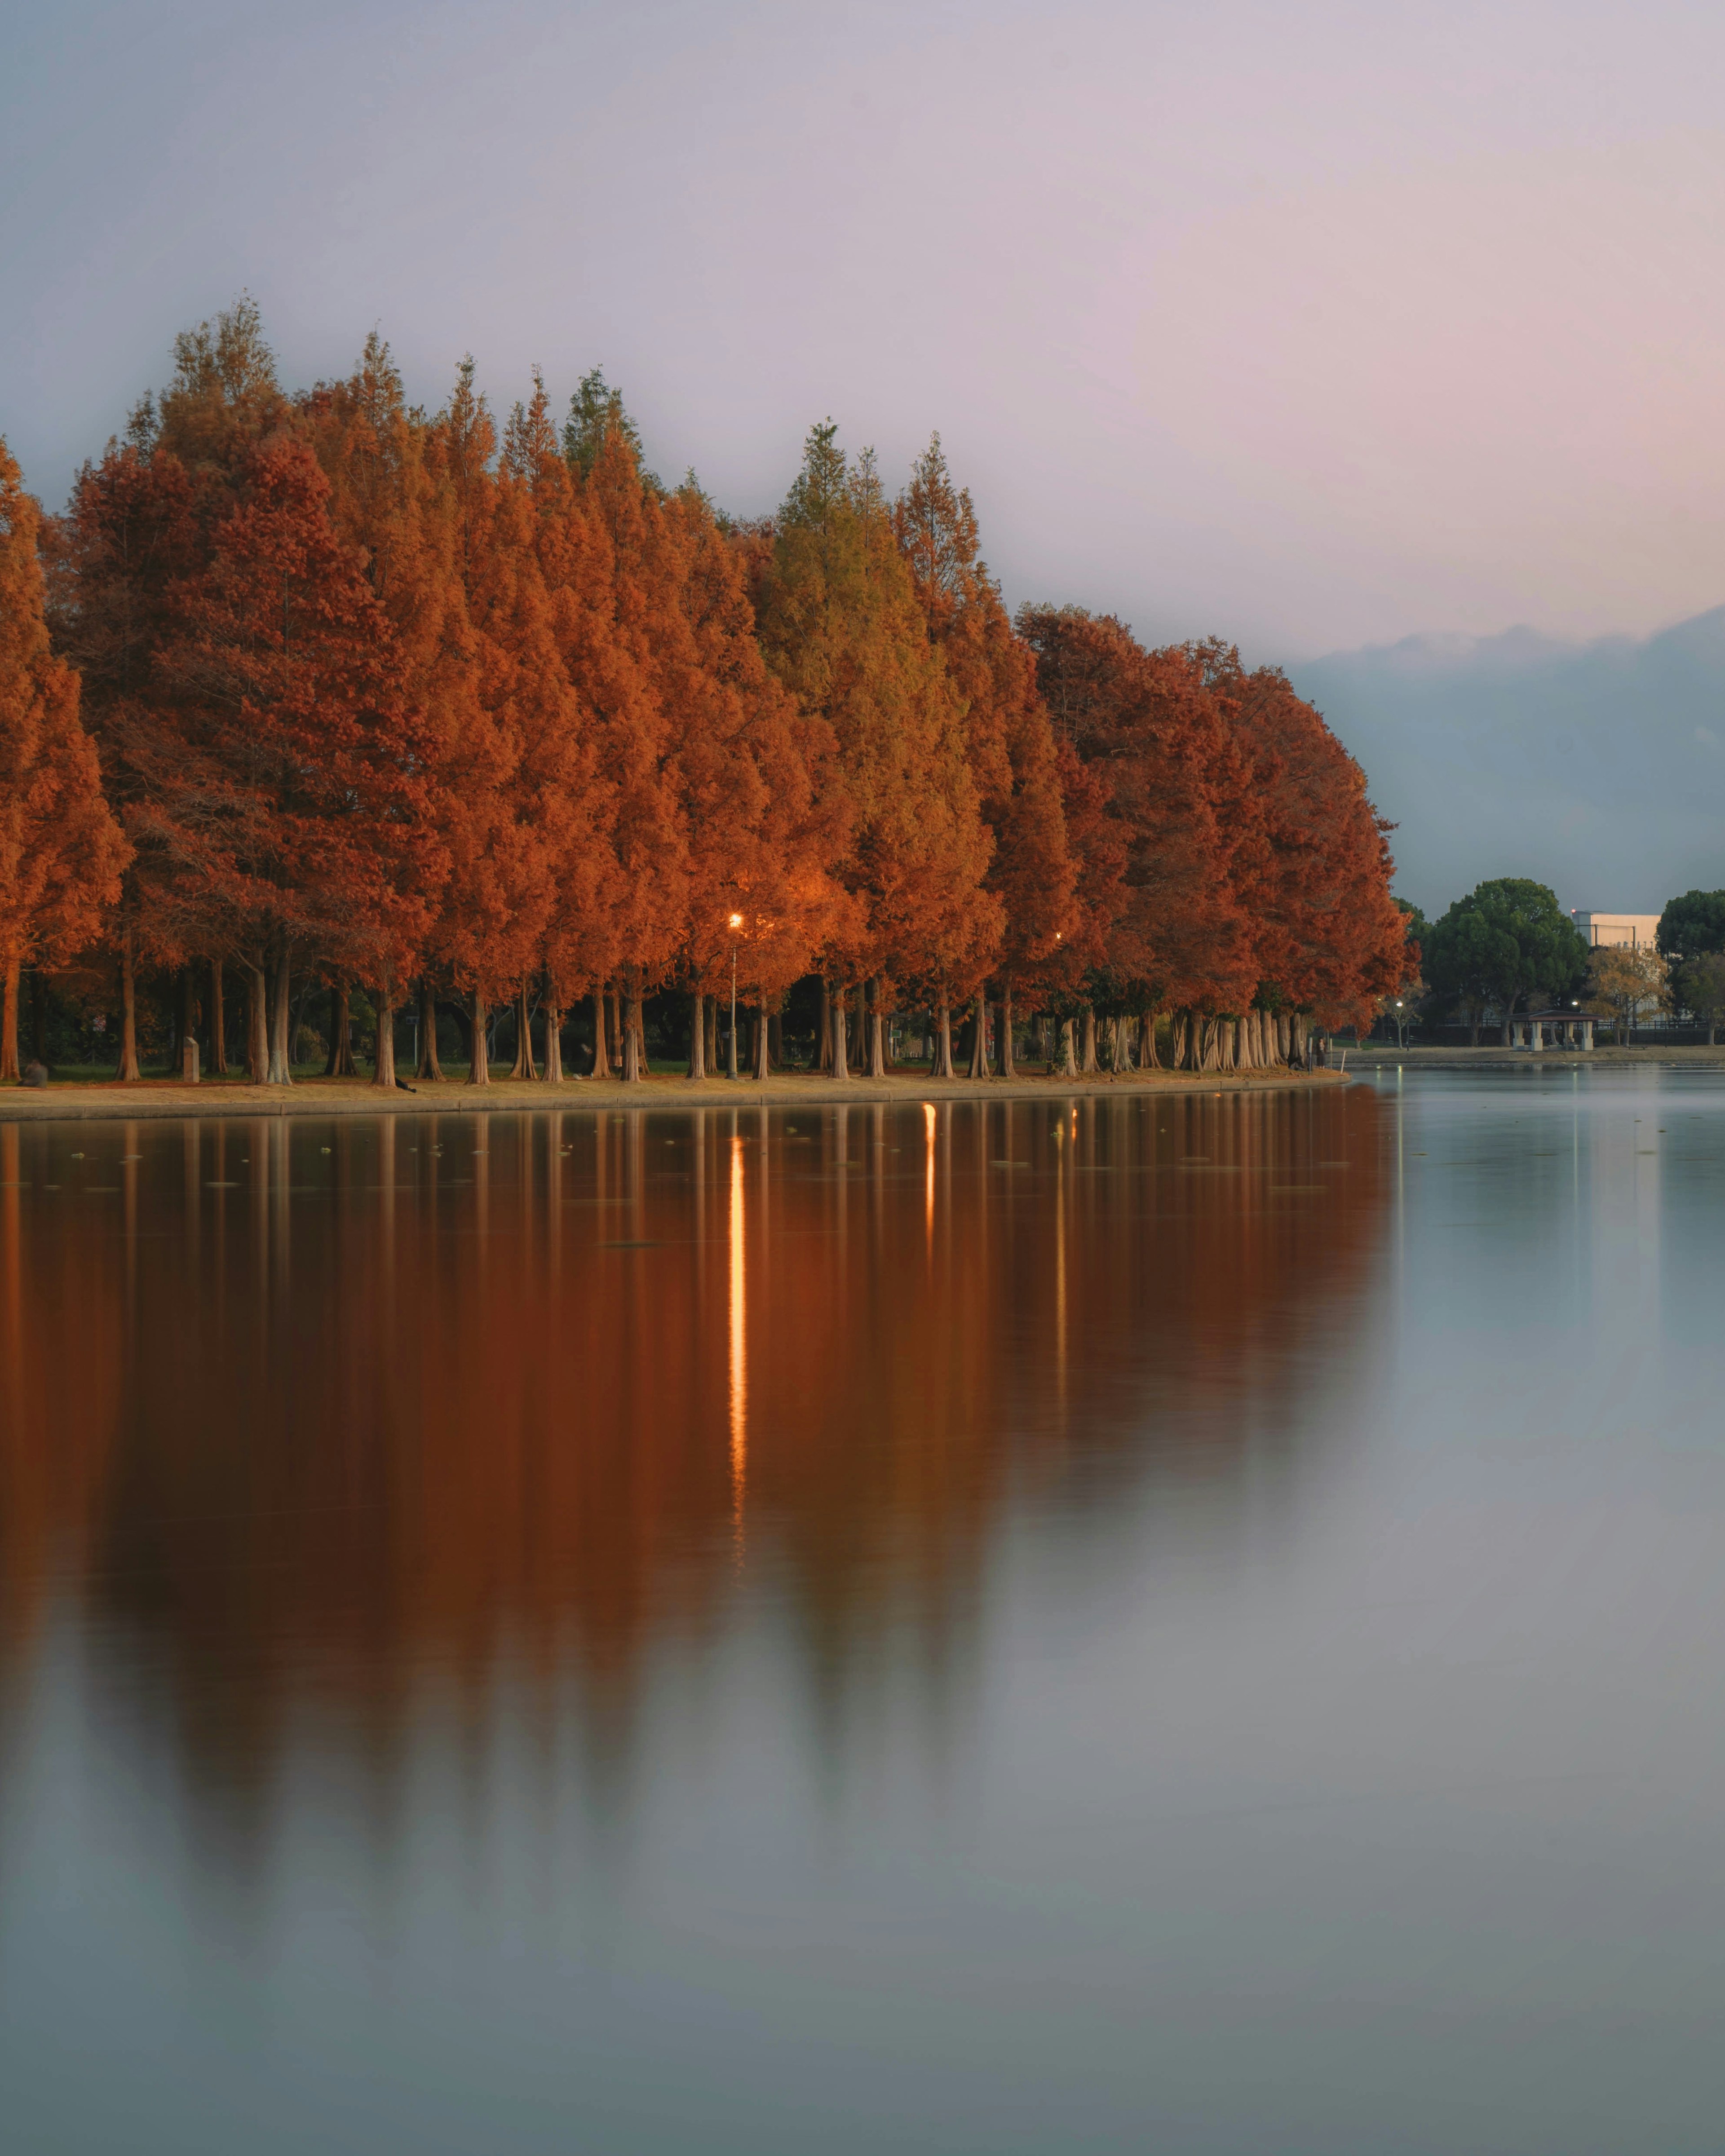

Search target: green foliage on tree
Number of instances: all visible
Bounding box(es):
[1422,877,1587,1044]
[1656,889,1725,960]
[1671,951,1725,1043]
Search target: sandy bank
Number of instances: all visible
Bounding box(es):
[0,1066,1345,1124]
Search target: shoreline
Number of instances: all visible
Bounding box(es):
[1348,1045,1725,1071]
[0,1066,1345,1124]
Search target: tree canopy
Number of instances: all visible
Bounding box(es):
[6,299,1407,1084]
[1422,877,1587,1042]
[1657,889,1725,959]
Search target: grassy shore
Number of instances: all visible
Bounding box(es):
[0,1061,1345,1123]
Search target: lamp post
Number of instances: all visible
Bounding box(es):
[728,913,743,1079]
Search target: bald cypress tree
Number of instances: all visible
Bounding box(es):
[756,423,996,1076]
[0,441,128,1078]
[896,435,1071,1075]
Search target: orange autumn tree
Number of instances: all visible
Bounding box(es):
[151,437,443,1084]
[51,299,294,1079]
[490,374,610,1081]
[418,359,549,1084]
[1195,642,1407,1039]
[756,423,996,1078]
[0,439,128,1078]
[1018,605,1256,1069]
[304,334,458,1074]
[895,435,1072,1076]
[50,434,201,1078]
[557,376,691,1079]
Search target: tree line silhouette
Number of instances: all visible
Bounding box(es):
[0,300,1409,1087]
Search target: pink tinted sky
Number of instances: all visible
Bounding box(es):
[3,0,1720,658]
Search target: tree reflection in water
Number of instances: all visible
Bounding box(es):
[0,1089,1387,1856]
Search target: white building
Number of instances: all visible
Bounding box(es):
[1572,910,1661,950]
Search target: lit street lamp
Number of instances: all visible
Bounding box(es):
[728,913,743,1079]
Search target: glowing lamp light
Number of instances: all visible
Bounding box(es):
[729,912,743,930]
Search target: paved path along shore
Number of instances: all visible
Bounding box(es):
[0,1066,1345,1123]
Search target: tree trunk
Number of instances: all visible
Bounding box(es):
[933,1000,955,1078]
[967,993,988,1078]
[243,963,266,1081]
[180,966,200,1082]
[608,992,624,1074]
[1058,1016,1078,1077]
[754,999,771,1080]
[373,985,397,1089]
[510,981,538,1080]
[1109,1012,1129,1073]
[867,977,887,1079]
[544,1003,564,1082]
[1080,1005,1098,1072]
[30,969,48,1064]
[208,959,228,1074]
[469,988,491,1085]
[325,981,357,1076]
[265,944,292,1085]
[1000,982,1017,1077]
[818,984,833,1073]
[769,1012,784,1070]
[832,995,849,1080]
[588,988,608,1076]
[115,928,142,1082]
[0,956,19,1081]
[416,979,443,1080]
[705,994,718,1075]
[1141,1012,1160,1068]
[623,993,644,1081]
[688,989,707,1078]
[288,974,316,1074]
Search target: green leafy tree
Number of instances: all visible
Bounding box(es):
[1672,951,1725,1045]
[1656,890,1725,961]
[1422,877,1586,1045]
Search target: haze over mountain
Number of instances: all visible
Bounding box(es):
[1292,607,1725,921]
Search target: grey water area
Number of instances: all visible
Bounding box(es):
[2,1068,1725,2152]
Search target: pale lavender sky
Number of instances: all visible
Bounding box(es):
[4,0,1721,658]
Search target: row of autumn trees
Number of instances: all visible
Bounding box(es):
[1,300,1409,1087]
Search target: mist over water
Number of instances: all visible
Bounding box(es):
[3,1076,1724,2152]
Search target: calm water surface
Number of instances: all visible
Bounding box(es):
[3,1072,1725,2152]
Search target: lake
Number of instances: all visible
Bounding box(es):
[3,1070,1724,2153]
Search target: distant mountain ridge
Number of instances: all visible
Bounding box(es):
[1291,607,1725,919]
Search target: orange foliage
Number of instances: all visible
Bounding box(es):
[14,301,1402,1077]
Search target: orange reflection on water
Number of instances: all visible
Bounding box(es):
[0,1091,1388,1818]
[730,1128,747,1534]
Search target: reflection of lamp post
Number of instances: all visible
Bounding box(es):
[728,913,743,1079]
